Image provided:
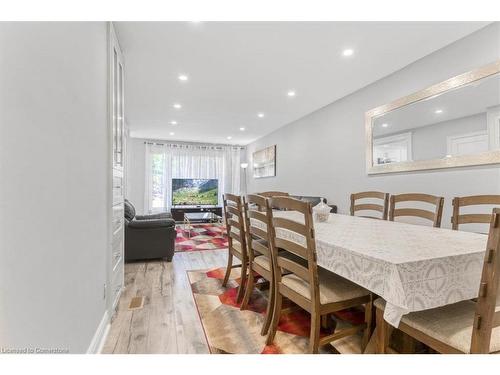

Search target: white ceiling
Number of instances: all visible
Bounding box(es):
[115,21,489,145]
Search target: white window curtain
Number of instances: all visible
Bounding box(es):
[144,143,167,213]
[144,142,241,213]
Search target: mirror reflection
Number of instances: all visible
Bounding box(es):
[372,73,500,165]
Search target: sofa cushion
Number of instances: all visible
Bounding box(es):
[124,199,136,221]
[128,218,175,229]
[299,196,324,206]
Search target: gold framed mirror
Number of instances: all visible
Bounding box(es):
[366,60,500,174]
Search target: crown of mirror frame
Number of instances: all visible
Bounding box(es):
[366,60,500,174]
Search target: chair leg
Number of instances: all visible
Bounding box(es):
[260,276,275,336]
[362,299,373,351]
[401,333,416,354]
[241,264,254,310]
[376,307,390,354]
[321,315,329,329]
[309,312,321,354]
[266,292,282,345]
[236,261,247,303]
[222,251,233,287]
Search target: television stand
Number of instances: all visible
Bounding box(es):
[171,206,223,222]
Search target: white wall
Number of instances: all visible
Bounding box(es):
[246,23,500,227]
[0,22,109,353]
[376,113,487,161]
[411,113,487,160]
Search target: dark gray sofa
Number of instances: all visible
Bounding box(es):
[124,200,176,262]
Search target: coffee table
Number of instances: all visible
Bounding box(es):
[183,211,223,238]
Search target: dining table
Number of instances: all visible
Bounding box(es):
[266,211,488,329]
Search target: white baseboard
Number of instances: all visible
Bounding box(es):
[87,310,111,354]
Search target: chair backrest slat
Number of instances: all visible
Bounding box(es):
[252,239,270,257]
[229,231,242,243]
[228,218,242,229]
[259,191,289,198]
[225,205,240,216]
[274,238,308,259]
[277,256,310,281]
[272,217,308,237]
[248,210,268,222]
[470,208,500,353]
[350,191,389,220]
[452,195,500,231]
[353,191,387,200]
[393,208,437,222]
[389,193,444,228]
[354,203,384,213]
[457,214,493,225]
[457,195,500,207]
[393,193,442,205]
[249,226,268,241]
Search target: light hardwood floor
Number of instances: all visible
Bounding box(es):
[102,249,233,354]
[102,249,365,354]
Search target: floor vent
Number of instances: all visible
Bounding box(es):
[128,296,145,310]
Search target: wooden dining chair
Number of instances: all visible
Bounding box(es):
[350,191,390,220]
[375,208,500,354]
[259,191,289,198]
[265,196,373,353]
[389,193,444,228]
[240,194,276,335]
[452,195,500,231]
[222,193,249,303]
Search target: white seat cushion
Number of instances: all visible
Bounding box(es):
[254,255,271,272]
[374,299,500,353]
[232,238,266,258]
[281,267,369,305]
[231,240,244,256]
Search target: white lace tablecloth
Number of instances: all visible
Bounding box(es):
[270,212,488,327]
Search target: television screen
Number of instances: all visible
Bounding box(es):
[172,178,219,206]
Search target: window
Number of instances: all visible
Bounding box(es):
[373,132,413,165]
[145,143,241,213]
[151,153,166,211]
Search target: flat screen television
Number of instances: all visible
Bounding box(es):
[172,178,219,206]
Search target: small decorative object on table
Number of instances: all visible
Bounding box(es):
[312,198,331,222]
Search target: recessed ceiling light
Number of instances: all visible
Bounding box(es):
[257,113,265,118]
[435,109,443,114]
[342,48,354,57]
[287,90,296,97]
[170,121,178,125]
[178,74,188,81]
[169,132,175,136]
[173,103,182,109]
[381,123,389,128]
[239,127,245,131]
[227,136,232,140]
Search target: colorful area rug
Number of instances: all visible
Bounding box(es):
[187,267,365,354]
[175,223,228,252]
